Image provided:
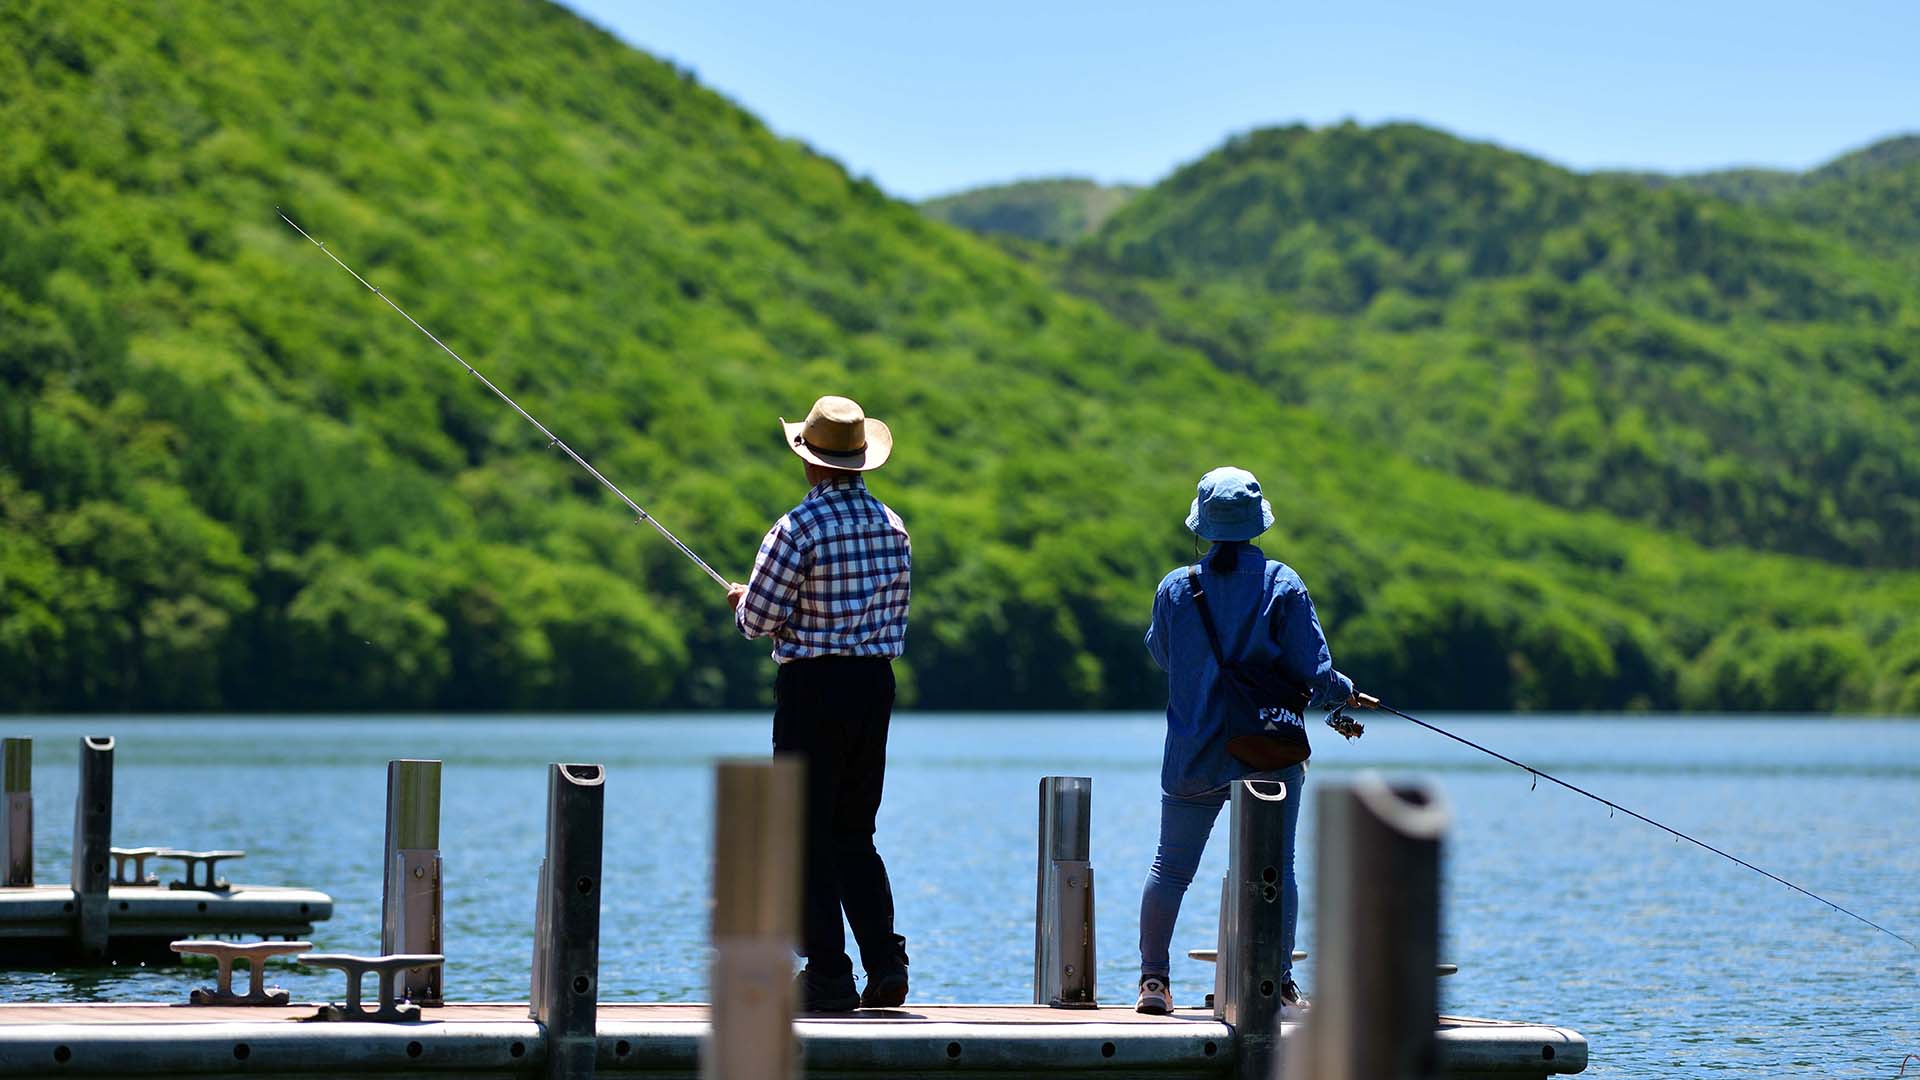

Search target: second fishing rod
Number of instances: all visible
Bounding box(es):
[1322,698,1916,951]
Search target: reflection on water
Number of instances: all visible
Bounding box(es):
[2,714,1916,1077]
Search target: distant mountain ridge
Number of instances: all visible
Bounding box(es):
[1601,133,1920,265]
[919,177,1139,245]
[1048,121,1920,570]
[1608,133,1920,198]
[1773,136,1920,267]
[929,131,1920,251]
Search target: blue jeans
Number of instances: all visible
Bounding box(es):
[1138,763,1305,980]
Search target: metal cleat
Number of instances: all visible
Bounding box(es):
[171,940,311,1005]
[299,952,444,1022]
[155,849,244,891]
[110,847,165,886]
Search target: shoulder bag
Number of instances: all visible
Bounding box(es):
[1187,563,1313,770]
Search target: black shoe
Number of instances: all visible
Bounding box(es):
[795,968,860,1013]
[860,969,909,1008]
[858,934,910,1008]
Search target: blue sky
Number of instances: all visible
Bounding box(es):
[564,1,1918,200]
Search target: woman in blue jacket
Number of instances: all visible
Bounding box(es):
[1136,466,1361,1016]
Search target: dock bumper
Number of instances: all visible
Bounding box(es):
[0,1015,545,1075]
[794,1014,1231,1073]
[1436,1015,1589,1076]
[0,884,331,938]
[0,1004,1587,1077]
[592,1005,1234,1074]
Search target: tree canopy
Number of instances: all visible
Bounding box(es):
[4,2,1919,714]
[1060,122,1920,570]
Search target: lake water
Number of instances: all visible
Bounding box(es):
[2,714,1916,1077]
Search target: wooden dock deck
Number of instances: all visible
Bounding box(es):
[0,1001,1586,1077]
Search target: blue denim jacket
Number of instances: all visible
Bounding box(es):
[1146,543,1354,796]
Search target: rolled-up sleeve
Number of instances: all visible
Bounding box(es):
[1277,579,1353,708]
[735,516,808,640]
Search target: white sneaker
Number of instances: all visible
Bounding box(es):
[1135,975,1171,1015]
[1280,978,1310,1019]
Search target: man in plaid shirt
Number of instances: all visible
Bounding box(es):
[727,395,912,1013]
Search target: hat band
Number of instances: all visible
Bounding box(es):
[1205,502,1258,520]
[798,433,867,455]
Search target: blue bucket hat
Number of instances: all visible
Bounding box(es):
[1185,466,1275,541]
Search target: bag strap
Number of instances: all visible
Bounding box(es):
[1193,562,1313,709]
[1187,564,1230,667]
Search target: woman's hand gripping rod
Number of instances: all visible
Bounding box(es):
[276,210,731,591]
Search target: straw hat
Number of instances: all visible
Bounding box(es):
[781,395,893,472]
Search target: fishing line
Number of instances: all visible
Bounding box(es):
[1327,699,1916,950]
[275,209,730,590]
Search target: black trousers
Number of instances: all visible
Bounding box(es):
[772,655,905,980]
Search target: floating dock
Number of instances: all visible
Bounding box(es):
[0,884,329,964]
[0,1002,1586,1077]
[1,737,332,964]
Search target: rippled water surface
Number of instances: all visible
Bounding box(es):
[3,714,1916,1077]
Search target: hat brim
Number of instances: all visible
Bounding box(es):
[781,417,893,472]
[1186,496,1274,541]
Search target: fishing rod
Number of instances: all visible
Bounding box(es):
[275,209,731,591]
[1324,697,1917,951]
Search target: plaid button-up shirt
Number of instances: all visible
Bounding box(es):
[735,475,911,662]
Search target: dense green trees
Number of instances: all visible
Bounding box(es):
[2,2,1917,713]
[1060,123,1920,569]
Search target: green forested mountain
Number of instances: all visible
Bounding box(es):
[920,178,1138,244]
[1618,135,1920,266]
[1060,123,1920,569]
[1639,134,1920,201]
[1803,134,1920,184]
[1776,155,1920,269]
[4,3,1919,715]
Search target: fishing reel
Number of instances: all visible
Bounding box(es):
[1325,703,1365,741]
[1326,691,1381,740]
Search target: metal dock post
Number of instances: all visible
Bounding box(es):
[3,738,29,887]
[1291,774,1449,1080]
[381,759,443,1006]
[71,736,114,961]
[704,758,802,1080]
[1218,777,1291,1079]
[1033,775,1096,1008]
[531,763,605,1080]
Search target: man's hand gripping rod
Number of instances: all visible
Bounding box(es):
[277,210,731,591]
